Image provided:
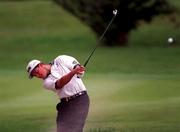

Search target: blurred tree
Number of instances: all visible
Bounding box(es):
[53,0,174,46]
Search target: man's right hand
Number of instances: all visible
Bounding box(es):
[74,65,85,75]
[74,65,85,78]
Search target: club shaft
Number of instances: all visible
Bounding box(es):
[84,15,116,67]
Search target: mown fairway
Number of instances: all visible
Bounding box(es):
[0,1,180,132]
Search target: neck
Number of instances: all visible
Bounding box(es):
[45,64,51,71]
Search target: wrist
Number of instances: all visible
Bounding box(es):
[71,69,77,75]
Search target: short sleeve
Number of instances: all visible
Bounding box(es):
[43,75,57,91]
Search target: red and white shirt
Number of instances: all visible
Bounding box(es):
[43,55,86,98]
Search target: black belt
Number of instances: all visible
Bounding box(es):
[61,91,87,102]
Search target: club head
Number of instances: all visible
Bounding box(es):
[113,9,118,16]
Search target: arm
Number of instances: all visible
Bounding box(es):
[55,65,85,89]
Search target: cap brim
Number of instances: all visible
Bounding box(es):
[28,63,40,79]
[29,74,33,79]
[28,69,35,79]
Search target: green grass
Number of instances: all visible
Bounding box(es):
[1,72,180,132]
[0,1,180,132]
[85,73,180,131]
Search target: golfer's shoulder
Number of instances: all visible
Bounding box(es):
[54,55,76,62]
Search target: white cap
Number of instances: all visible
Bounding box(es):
[26,59,41,79]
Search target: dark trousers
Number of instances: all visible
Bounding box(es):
[56,92,90,132]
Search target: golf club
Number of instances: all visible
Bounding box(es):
[83,9,118,67]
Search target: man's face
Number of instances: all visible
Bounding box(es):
[31,64,48,79]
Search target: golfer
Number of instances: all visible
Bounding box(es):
[26,55,90,132]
